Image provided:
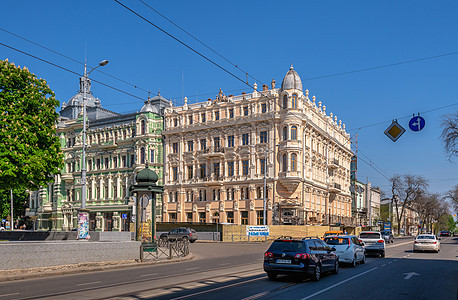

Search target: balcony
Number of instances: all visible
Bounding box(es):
[204,174,224,186]
[278,171,302,192]
[329,182,341,194]
[278,140,302,151]
[100,140,116,149]
[328,158,339,169]
[61,173,74,183]
[202,146,225,158]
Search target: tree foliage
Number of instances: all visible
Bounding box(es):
[0,59,63,191]
[441,111,458,160]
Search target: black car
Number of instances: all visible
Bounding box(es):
[439,231,451,237]
[263,237,339,281]
[160,228,198,243]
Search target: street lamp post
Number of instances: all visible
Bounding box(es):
[77,59,109,240]
[263,147,268,225]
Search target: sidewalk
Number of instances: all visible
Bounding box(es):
[0,254,194,283]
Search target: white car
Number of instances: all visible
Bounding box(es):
[413,234,440,253]
[324,235,366,267]
[359,231,386,257]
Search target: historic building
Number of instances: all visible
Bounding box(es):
[26,74,169,231]
[162,66,353,226]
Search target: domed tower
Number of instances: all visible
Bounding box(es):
[277,66,304,212]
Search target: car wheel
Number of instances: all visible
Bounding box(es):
[182,236,189,242]
[350,255,357,268]
[190,240,196,243]
[380,251,385,258]
[361,254,366,264]
[333,260,339,274]
[267,272,277,280]
[312,265,321,281]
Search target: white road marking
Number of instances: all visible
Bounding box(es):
[76,281,101,286]
[388,262,392,264]
[301,267,378,300]
[140,273,158,277]
[404,272,420,280]
[381,264,386,267]
[0,293,19,298]
[185,267,199,271]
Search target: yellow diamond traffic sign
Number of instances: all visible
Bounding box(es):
[384,120,405,142]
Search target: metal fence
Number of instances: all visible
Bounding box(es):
[140,238,190,261]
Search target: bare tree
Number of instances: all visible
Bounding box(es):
[441,111,458,160]
[389,174,428,235]
[444,185,458,211]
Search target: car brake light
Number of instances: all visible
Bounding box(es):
[432,241,437,244]
[378,240,384,243]
[264,252,273,258]
[294,253,310,259]
[414,241,419,244]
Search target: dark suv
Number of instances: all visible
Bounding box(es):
[160,228,198,243]
[263,237,339,281]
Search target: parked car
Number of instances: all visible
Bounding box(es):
[160,228,198,243]
[359,231,386,257]
[324,230,344,238]
[439,231,451,237]
[381,231,394,243]
[413,234,440,253]
[324,235,365,267]
[263,237,339,281]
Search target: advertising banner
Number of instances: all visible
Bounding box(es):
[246,225,270,236]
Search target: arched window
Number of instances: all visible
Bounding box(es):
[292,94,298,108]
[140,147,145,164]
[141,120,146,135]
[291,153,297,171]
[283,95,288,109]
[283,126,288,141]
[291,126,297,140]
[282,154,287,172]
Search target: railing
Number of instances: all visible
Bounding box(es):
[141,238,190,261]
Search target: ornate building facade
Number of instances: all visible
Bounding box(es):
[162,66,353,226]
[26,75,169,231]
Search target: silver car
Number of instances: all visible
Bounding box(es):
[324,235,366,267]
[359,231,386,257]
[413,234,440,253]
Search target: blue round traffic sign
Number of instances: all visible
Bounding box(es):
[409,116,425,132]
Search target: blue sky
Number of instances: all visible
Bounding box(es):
[1,0,457,197]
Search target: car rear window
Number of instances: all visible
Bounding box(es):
[268,240,306,252]
[417,235,435,240]
[324,237,349,245]
[360,233,381,239]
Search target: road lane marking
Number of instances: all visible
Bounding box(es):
[388,262,392,264]
[301,267,378,300]
[243,283,296,300]
[140,273,158,277]
[0,293,19,298]
[382,264,386,267]
[76,281,101,286]
[170,276,264,300]
[404,272,420,280]
[185,267,198,271]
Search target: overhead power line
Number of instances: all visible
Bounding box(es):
[137,0,262,85]
[302,50,458,81]
[0,42,146,102]
[113,0,256,89]
[0,27,151,95]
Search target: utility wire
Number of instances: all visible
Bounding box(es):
[0,42,146,102]
[113,0,255,89]
[137,0,263,85]
[302,50,458,81]
[0,27,151,94]
[347,102,458,132]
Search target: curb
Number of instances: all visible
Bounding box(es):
[0,254,194,282]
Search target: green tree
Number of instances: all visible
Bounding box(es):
[0,188,28,221]
[0,59,62,194]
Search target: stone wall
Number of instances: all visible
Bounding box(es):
[0,241,141,270]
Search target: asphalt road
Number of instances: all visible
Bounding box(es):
[0,236,456,299]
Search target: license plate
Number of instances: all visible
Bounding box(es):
[276,259,291,264]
